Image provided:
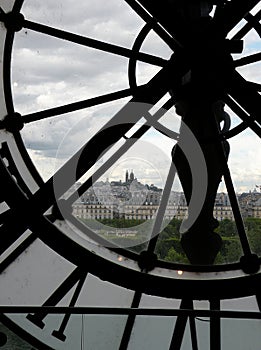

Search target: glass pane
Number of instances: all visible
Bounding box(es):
[2,312,261,350]
[81,315,127,350]
[128,316,178,350]
[3,314,127,350]
[194,317,210,350]
[221,319,261,350]
[127,315,210,350]
[140,294,181,308]
[79,274,134,307]
[221,296,260,312]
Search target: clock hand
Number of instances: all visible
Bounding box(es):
[0,54,188,253]
[228,71,261,128]
[213,0,260,36]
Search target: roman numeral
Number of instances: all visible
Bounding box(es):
[169,299,198,350]
[0,156,33,256]
[0,142,32,197]
[26,267,88,341]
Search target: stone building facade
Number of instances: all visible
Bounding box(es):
[72,173,261,222]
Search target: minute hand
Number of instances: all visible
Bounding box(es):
[213,0,260,35]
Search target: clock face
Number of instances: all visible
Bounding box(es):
[0,0,261,349]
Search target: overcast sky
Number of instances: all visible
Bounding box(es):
[10,0,261,193]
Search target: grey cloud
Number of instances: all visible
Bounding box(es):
[21,0,142,47]
[8,0,261,189]
[11,0,166,126]
[23,0,140,23]
[13,43,128,83]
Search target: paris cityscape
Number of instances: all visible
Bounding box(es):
[72,169,261,222]
[70,170,261,264]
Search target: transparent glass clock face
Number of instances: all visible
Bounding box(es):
[0,1,261,349]
[1,0,261,275]
[8,0,261,267]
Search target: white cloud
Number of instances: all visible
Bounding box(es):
[228,130,261,191]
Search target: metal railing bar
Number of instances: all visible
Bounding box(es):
[1,307,260,319]
[234,51,261,67]
[232,9,261,40]
[124,0,180,50]
[23,87,139,123]
[24,19,167,67]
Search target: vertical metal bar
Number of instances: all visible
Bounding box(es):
[147,161,177,252]
[189,314,199,350]
[256,293,261,312]
[213,107,252,257]
[210,299,221,350]
[119,291,142,350]
[222,161,252,256]
[169,299,192,350]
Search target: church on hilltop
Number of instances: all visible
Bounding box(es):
[125,169,135,183]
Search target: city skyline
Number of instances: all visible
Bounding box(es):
[73,167,261,224]
[78,168,261,196]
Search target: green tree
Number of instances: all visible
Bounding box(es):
[216,219,237,237]
[155,237,175,260]
[245,217,261,231]
[248,229,261,256]
[244,218,261,256]
[165,247,188,263]
[220,238,242,263]
[214,252,225,264]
